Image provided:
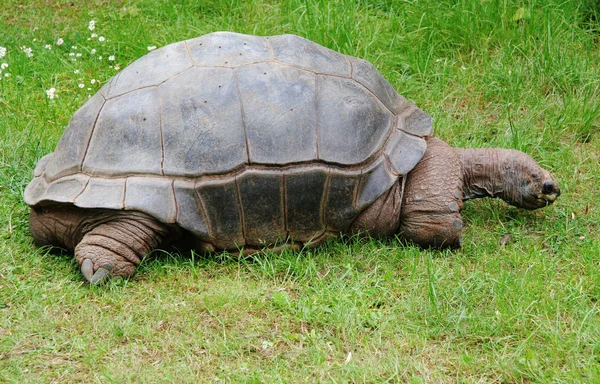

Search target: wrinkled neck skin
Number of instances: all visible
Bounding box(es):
[456,148,527,205]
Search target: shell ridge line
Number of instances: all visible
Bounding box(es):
[157,87,165,176]
[72,177,91,203]
[347,60,410,116]
[234,175,248,246]
[265,36,275,61]
[353,167,364,209]
[171,180,178,222]
[158,64,195,87]
[270,60,352,79]
[121,177,127,210]
[183,40,196,66]
[347,54,354,78]
[350,75,398,116]
[193,180,214,240]
[380,117,404,169]
[383,153,399,177]
[104,65,194,101]
[395,105,420,133]
[104,84,155,101]
[342,54,353,78]
[232,68,251,164]
[102,70,123,98]
[80,96,107,172]
[398,175,407,226]
[41,155,400,188]
[189,61,267,70]
[282,174,289,237]
[314,74,320,160]
[320,167,331,230]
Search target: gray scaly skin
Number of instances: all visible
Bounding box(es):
[29,138,560,284]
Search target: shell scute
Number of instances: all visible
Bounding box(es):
[285,168,328,239]
[187,32,271,68]
[236,170,286,246]
[196,178,245,248]
[44,93,105,181]
[270,34,351,76]
[348,56,409,114]
[76,177,125,210]
[83,88,163,176]
[159,67,246,176]
[236,62,318,164]
[173,181,210,241]
[124,177,176,223]
[317,75,393,164]
[100,42,193,99]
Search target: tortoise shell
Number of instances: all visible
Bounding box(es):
[24,32,433,249]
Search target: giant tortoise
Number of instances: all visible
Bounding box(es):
[24,32,561,284]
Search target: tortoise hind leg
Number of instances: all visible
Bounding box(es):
[29,206,177,283]
[399,138,464,249]
[75,212,178,284]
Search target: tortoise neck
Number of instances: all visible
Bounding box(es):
[456,148,509,201]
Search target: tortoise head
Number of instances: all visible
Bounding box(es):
[501,150,561,210]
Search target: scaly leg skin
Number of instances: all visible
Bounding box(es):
[29,206,177,284]
[399,138,464,249]
[75,213,176,284]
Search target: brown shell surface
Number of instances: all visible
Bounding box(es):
[24,32,433,249]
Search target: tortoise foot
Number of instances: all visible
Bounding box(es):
[81,258,114,285]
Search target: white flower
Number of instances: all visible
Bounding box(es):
[5,73,11,77]
[76,53,82,57]
[91,49,96,54]
[114,64,121,71]
[147,46,157,51]
[33,38,37,43]
[98,56,102,60]
[21,46,33,58]
[108,55,115,61]
[99,36,105,42]
[91,33,98,38]
[56,38,64,46]
[1,63,7,70]
[88,20,96,31]
[44,44,52,50]
[78,83,84,88]
[69,52,75,57]
[45,88,57,99]
[71,45,77,50]
[0,46,6,58]
[90,79,96,84]
[74,70,80,74]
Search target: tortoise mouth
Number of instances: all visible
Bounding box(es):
[516,192,559,210]
[525,192,559,209]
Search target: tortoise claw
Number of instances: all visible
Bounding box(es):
[81,259,94,282]
[90,264,113,285]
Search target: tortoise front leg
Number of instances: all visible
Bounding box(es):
[399,138,464,249]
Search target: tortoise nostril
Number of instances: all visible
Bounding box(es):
[542,180,556,195]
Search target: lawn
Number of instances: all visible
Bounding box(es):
[1,0,599,382]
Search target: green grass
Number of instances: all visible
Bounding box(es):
[1,0,599,382]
